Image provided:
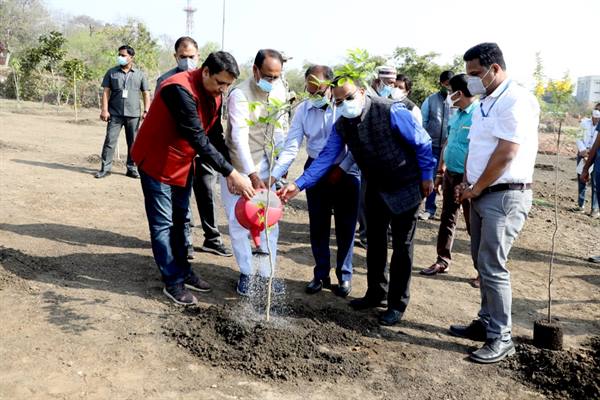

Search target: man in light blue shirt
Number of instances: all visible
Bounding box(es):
[267,66,359,297]
[421,74,477,283]
[279,76,435,326]
[420,70,455,220]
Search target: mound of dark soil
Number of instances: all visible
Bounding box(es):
[503,337,600,399]
[164,304,377,382]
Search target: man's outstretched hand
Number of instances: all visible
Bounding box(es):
[226,170,255,200]
[277,182,300,204]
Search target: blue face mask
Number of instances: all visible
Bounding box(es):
[340,98,363,119]
[310,96,328,109]
[257,78,273,93]
[377,84,393,98]
[117,55,128,66]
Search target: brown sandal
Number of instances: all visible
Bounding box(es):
[420,262,449,276]
[469,276,480,288]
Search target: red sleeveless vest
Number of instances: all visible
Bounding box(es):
[131,69,222,187]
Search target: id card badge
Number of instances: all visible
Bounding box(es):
[122,89,129,99]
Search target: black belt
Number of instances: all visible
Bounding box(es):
[480,183,532,195]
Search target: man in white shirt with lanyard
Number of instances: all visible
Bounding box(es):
[575,109,600,216]
[449,43,539,364]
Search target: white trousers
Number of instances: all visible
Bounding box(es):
[220,171,279,277]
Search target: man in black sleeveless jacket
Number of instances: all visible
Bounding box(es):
[279,77,436,326]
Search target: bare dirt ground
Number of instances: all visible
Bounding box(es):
[0,99,598,400]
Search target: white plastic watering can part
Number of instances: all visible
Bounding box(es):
[250,190,282,208]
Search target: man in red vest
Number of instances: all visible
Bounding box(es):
[132,51,254,305]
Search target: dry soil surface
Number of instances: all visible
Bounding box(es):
[0,100,598,400]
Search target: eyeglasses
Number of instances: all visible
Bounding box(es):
[259,70,280,83]
[307,87,328,97]
[333,89,358,107]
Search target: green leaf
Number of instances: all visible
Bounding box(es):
[248,101,263,112]
[268,97,284,108]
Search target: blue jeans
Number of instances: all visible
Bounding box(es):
[470,189,531,340]
[424,146,442,214]
[577,155,598,211]
[305,159,360,283]
[140,170,193,286]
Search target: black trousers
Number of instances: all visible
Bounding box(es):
[365,186,419,313]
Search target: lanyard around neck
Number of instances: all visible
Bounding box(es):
[480,80,511,118]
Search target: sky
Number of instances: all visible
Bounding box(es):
[46,0,600,89]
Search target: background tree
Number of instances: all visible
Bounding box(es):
[17,31,67,104]
[0,0,56,55]
[62,58,88,120]
[392,47,462,105]
[35,31,68,105]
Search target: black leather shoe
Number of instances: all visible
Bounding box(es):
[94,170,111,179]
[349,295,387,310]
[378,308,402,326]
[449,319,487,341]
[469,338,515,364]
[305,277,331,294]
[334,281,352,297]
[126,170,140,179]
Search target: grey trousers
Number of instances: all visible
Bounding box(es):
[191,161,222,246]
[100,116,140,173]
[470,189,531,340]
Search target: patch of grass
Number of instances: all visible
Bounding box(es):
[533,198,553,207]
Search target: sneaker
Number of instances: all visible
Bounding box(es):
[236,273,251,296]
[184,272,211,293]
[163,283,198,305]
[588,255,600,264]
[418,211,433,221]
[200,241,233,257]
[186,245,195,260]
[571,205,585,213]
[591,210,600,219]
[126,170,140,179]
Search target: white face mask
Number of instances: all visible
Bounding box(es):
[340,97,363,119]
[467,68,493,95]
[446,91,460,107]
[391,88,407,101]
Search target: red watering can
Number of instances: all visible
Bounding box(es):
[235,189,283,248]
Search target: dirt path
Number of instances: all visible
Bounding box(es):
[0,100,598,399]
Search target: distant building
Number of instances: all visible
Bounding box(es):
[576,76,600,105]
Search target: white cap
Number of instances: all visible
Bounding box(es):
[593,110,600,118]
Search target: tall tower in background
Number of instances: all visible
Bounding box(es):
[183,0,197,36]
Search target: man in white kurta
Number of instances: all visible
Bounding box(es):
[222,49,288,296]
